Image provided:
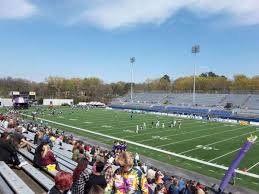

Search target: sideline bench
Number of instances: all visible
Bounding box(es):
[0,161,35,194]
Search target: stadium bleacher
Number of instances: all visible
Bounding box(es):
[244,95,259,109]
[111,93,259,118]
[0,161,35,194]
[0,111,258,194]
[113,93,259,107]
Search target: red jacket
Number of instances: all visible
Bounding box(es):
[41,150,56,166]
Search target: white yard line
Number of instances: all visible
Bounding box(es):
[110,122,218,136]
[208,148,241,162]
[124,122,218,139]
[21,113,259,179]
[247,161,259,172]
[101,125,112,128]
[157,126,252,148]
[138,124,229,143]
[96,118,199,133]
[208,140,259,163]
[179,130,258,154]
[80,114,197,131]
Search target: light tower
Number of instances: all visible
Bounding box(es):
[130,57,135,101]
[191,45,200,106]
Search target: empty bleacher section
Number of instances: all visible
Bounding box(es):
[114,92,168,104]
[244,95,259,110]
[219,94,249,107]
[111,93,259,118]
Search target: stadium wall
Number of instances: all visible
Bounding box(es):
[0,98,13,107]
[43,99,73,106]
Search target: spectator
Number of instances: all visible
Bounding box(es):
[88,185,105,194]
[85,161,107,193]
[134,152,140,165]
[0,132,27,168]
[34,130,44,145]
[72,141,80,162]
[147,167,156,180]
[154,183,167,194]
[2,118,9,128]
[104,165,113,193]
[43,132,53,148]
[181,180,195,194]
[41,143,60,171]
[50,133,57,144]
[56,135,63,146]
[12,127,31,150]
[78,147,86,161]
[178,177,185,192]
[48,171,73,194]
[112,152,149,194]
[71,159,89,194]
[147,178,155,194]
[152,171,167,194]
[33,141,45,168]
[168,179,179,194]
[196,182,205,194]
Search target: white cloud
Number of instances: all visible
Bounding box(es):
[0,0,37,19]
[73,0,259,29]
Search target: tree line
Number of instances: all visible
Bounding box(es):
[0,73,258,103]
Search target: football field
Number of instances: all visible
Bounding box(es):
[24,107,259,191]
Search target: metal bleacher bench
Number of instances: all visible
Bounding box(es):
[24,132,74,160]
[21,161,54,191]
[19,148,72,175]
[0,161,35,194]
[0,176,14,194]
[1,127,93,174]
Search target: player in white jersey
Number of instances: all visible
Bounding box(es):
[170,121,174,128]
[156,120,160,128]
[136,125,139,133]
[162,123,165,128]
[178,121,182,129]
[173,120,177,127]
[140,126,143,133]
[143,122,146,129]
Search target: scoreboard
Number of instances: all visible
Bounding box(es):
[10,91,36,102]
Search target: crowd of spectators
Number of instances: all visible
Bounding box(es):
[0,111,212,194]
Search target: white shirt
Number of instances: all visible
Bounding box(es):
[135,154,139,161]
[3,121,8,128]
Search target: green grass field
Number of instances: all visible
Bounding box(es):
[23,107,259,191]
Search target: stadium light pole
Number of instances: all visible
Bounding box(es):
[192,45,200,106]
[130,57,135,101]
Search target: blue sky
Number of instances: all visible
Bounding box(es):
[0,0,259,83]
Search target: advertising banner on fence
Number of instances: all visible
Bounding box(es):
[250,122,259,126]
[239,120,249,125]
